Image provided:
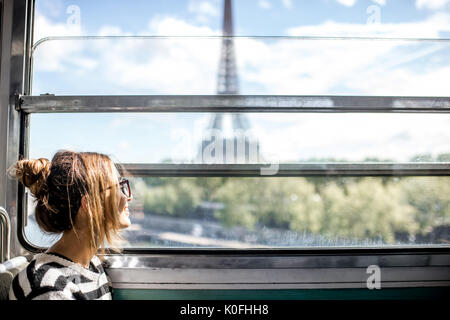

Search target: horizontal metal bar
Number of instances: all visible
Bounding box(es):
[105,253,450,269]
[32,35,450,53]
[106,265,450,289]
[19,95,450,113]
[105,252,450,289]
[110,281,450,290]
[117,163,450,177]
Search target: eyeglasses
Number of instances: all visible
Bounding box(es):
[103,178,132,198]
[118,178,132,198]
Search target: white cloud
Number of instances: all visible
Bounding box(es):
[336,0,386,7]
[258,0,272,9]
[416,0,450,10]
[371,0,386,5]
[188,0,218,16]
[34,13,81,42]
[336,0,357,7]
[118,140,131,152]
[286,12,450,38]
[97,25,125,36]
[281,0,293,8]
[231,13,449,97]
[148,15,220,36]
[32,14,97,74]
[38,0,64,17]
[96,17,220,94]
[33,12,450,96]
[188,0,220,23]
[250,113,450,162]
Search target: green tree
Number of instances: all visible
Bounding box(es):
[398,177,450,234]
[193,177,229,201]
[320,178,418,243]
[213,178,324,231]
[212,178,258,229]
[142,179,202,217]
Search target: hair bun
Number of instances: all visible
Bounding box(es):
[9,158,51,197]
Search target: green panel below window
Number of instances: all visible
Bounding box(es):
[113,287,450,300]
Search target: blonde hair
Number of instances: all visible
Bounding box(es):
[8,150,123,256]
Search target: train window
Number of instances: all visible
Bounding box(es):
[26,174,450,248]
[31,37,450,96]
[20,0,450,251]
[32,0,450,96]
[34,0,450,39]
[24,112,450,248]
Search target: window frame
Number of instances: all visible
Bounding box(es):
[5,0,450,256]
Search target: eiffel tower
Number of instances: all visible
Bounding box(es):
[198,0,260,163]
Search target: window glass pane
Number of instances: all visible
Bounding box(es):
[25,175,450,248]
[126,175,450,248]
[29,1,450,249]
[29,113,450,164]
[31,37,450,96]
[33,1,450,95]
[26,112,450,248]
[34,1,450,39]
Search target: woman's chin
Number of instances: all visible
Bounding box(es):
[119,221,131,229]
[119,214,131,229]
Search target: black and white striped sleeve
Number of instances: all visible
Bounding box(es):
[9,260,74,300]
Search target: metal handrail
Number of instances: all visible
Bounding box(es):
[0,207,11,263]
[18,95,450,114]
[117,163,450,177]
[31,35,450,57]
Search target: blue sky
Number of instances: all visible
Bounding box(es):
[32,0,450,96]
[36,0,447,36]
[29,0,450,164]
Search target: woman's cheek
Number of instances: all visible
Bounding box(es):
[119,211,131,229]
[118,195,127,211]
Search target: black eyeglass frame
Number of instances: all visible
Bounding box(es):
[118,178,132,198]
[102,178,131,198]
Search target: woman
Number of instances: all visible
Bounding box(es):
[7,150,132,300]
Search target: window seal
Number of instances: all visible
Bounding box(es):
[18,94,450,113]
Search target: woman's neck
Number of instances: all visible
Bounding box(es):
[47,228,96,269]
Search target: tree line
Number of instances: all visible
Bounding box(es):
[132,154,450,244]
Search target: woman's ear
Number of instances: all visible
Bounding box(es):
[74,195,90,229]
[80,195,88,212]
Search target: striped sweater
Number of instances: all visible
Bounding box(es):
[9,252,113,300]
